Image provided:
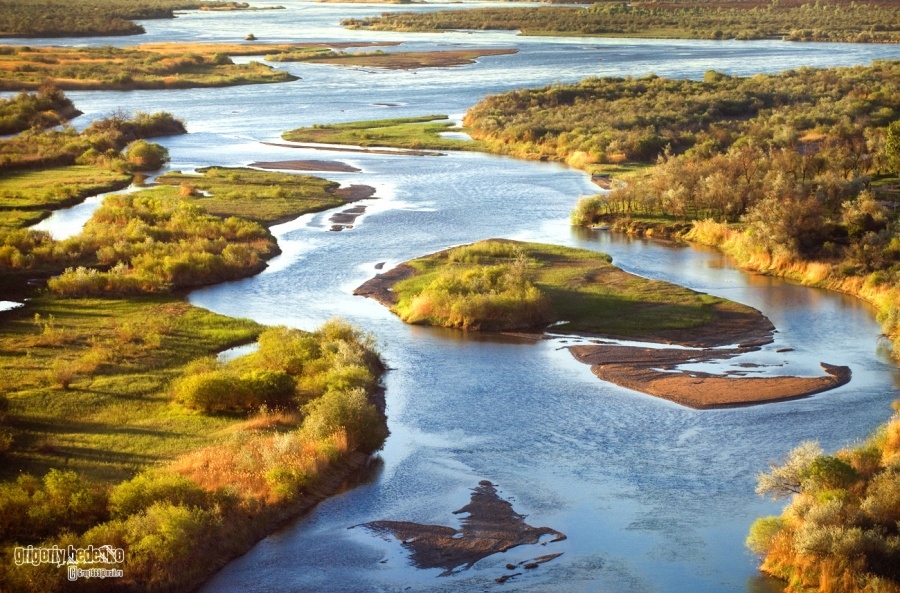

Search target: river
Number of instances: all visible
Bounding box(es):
[6,3,900,591]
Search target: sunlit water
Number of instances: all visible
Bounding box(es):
[8,5,900,591]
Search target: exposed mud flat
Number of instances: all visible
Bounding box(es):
[358,481,565,576]
[569,344,851,409]
[249,159,361,172]
[329,205,367,231]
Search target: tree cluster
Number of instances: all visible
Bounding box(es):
[343,1,900,43]
[0,0,245,38]
[0,87,80,135]
[749,410,900,593]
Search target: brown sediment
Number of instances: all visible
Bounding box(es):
[332,184,376,202]
[353,263,417,305]
[569,343,851,409]
[249,159,361,172]
[329,205,367,231]
[306,48,518,70]
[358,481,565,576]
[260,140,444,157]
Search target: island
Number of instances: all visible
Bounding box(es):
[355,239,851,408]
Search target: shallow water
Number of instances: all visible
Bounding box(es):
[10,5,900,592]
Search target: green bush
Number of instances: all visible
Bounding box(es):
[300,388,387,453]
[124,140,169,171]
[109,472,209,519]
[172,370,244,412]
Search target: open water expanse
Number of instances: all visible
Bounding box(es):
[7,4,900,591]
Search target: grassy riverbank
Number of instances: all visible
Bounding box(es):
[0,97,389,591]
[342,1,900,43]
[156,167,353,224]
[283,115,481,152]
[0,44,299,91]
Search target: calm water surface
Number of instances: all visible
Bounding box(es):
[8,5,900,591]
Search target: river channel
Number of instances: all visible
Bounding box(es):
[6,3,900,591]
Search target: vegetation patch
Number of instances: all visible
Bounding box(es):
[342,1,900,43]
[0,43,302,91]
[0,88,81,135]
[0,298,388,592]
[0,102,389,593]
[0,0,269,38]
[283,115,482,152]
[748,410,900,592]
[1,107,184,171]
[0,166,131,225]
[356,239,759,337]
[156,166,353,224]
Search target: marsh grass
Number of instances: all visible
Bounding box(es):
[0,44,297,91]
[391,239,733,336]
[157,167,348,224]
[0,295,262,483]
[0,165,131,215]
[283,115,482,151]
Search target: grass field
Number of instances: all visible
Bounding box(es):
[282,115,482,151]
[388,239,744,336]
[0,295,262,483]
[0,166,132,228]
[156,167,348,224]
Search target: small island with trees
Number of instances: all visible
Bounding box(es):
[355,239,850,408]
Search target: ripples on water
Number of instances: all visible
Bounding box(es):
[7,6,900,591]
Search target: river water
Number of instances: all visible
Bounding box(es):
[6,4,900,592]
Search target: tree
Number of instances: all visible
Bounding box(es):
[755,440,822,499]
[885,120,900,174]
[125,140,169,171]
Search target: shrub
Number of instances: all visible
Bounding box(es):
[172,370,244,412]
[124,140,169,171]
[300,388,387,453]
[746,516,784,555]
[109,472,208,520]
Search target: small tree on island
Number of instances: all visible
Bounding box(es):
[125,140,169,171]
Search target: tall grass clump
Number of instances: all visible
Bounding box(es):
[395,242,552,330]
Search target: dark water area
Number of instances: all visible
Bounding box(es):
[9,4,900,591]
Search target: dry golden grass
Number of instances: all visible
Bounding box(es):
[170,429,349,503]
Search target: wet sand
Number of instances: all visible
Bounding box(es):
[249,159,361,172]
[569,344,851,409]
[358,481,565,577]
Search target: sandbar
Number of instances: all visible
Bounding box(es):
[358,481,565,576]
[249,159,360,172]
